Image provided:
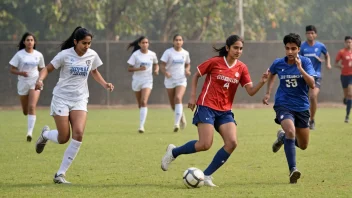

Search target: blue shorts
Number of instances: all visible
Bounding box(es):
[314,77,322,89]
[192,105,236,132]
[340,75,352,89]
[274,106,310,128]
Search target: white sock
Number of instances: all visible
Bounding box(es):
[175,104,183,126]
[27,115,36,136]
[43,130,59,144]
[57,139,82,176]
[140,107,148,129]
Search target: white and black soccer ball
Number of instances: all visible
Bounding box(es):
[182,167,204,188]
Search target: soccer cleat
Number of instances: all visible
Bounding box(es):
[180,113,187,130]
[289,167,301,184]
[26,134,32,142]
[53,173,71,184]
[161,144,176,171]
[272,129,285,153]
[138,127,145,133]
[35,125,50,154]
[204,175,217,187]
[309,119,315,130]
[173,125,179,132]
[345,116,349,123]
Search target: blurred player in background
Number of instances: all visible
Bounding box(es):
[263,33,316,184]
[127,36,159,133]
[9,32,45,142]
[34,26,114,184]
[335,36,352,123]
[161,35,268,187]
[160,34,191,132]
[299,25,331,130]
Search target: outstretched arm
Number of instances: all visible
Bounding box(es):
[244,71,268,96]
[91,69,114,92]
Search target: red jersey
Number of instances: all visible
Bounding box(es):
[196,56,252,111]
[336,48,352,76]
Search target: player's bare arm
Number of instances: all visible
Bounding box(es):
[244,70,268,96]
[91,69,114,92]
[35,63,55,90]
[262,72,276,105]
[153,63,159,75]
[188,71,201,111]
[295,56,315,89]
[10,66,28,77]
[324,52,332,69]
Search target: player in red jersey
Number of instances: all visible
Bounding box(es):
[161,35,269,187]
[335,36,352,123]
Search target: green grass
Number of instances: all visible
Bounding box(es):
[0,107,351,198]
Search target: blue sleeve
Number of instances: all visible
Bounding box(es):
[303,58,316,76]
[299,46,304,56]
[320,43,327,55]
[269,60,277,74]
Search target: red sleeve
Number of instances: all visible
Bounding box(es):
[197,59,213,76]
[240,65,252,87]
[335,50,342,62]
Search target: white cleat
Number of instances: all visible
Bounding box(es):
[53,173,71,184]
[173,125,180,132]
[161,144,176,171]
[204,175,217,187]
[35,126,50,154]
[180,113,187,130]
[138,127,145,133]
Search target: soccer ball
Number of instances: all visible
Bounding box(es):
[182,167,204,188]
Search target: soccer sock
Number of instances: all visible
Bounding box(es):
[203,147,231,176]
[174,104,183,126]
[43,130,59,144]
[346,99,352,117]
[284,138,296,171]
[172,140,197,158]
[140,107,148,129]
[27,115,36,136]
[57,139,82,176]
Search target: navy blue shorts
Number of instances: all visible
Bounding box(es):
[274,106,310,128]
[192,105,236,132]
[314,77,322,89]
[340,75,352,89]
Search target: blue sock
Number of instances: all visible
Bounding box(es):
[203,147,231,176]
[346,99,352,117]
[284,138,296,171]
[172,140,197,158]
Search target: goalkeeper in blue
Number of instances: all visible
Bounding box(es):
[262,33,316,184]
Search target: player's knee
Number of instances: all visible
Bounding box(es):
[299,144,308,150]
[27,105,35,114]
[224,140,237,152]
[346,93,352,99]
[22,110,28,116]
[174,96,182,104]
[72,130,84,142]
[309,94,317,101]
[140,100,147,107]
[57,136,70,144]
[198,142,212,151]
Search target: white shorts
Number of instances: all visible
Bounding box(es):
[132,79,153,92]
[50,95,88,116]
[164,78,187,89]
[17,79,36,95]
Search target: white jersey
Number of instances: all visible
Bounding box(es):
[127,50,158,81]
[51,47,103,101]
[160,47,190,80]
[9,49,45,81]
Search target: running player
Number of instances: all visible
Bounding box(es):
[160,34,191,132]
[263,33,316,184]
[9,32,45,142]
[127,36,159,133]
[299,25,331,130]
[34,26,114,184]
[161,35,269,187]
[335,36,352,123]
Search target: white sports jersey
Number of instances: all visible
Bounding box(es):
[51,47,103,101]
[127,50,158,81]
[160,47,190,80]
[9,49,45,81]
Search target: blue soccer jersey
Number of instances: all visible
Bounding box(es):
[299,41,327,77]
[269,55,316,112]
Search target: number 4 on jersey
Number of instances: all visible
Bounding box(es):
[223,82,230,89]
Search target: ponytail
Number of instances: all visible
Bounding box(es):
[127,36,147,53]
[213,35,243,57]
[60,26,93,51]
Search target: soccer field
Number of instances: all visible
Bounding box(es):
[0,107,351,198]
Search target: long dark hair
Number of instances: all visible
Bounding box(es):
[127,36,147,53]
[173,34,183,47]
[60,26,93,51]
[18,32,37,51]
[213,35,244,57]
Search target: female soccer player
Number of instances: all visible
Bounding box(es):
[160,34,191,132]
[335,36,352,123]
[161,35,269,187]
[127,36,159,133]
[34,26,114,184]
[9,32,45,142]
[263,33,316,184]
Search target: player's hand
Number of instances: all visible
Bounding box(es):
[335,64,343,69]
[326,63,332,70]
[153,67,159,75]
[165,72,171,78]
[295,56,302,69]
[35,79,43,90]
[262,93,270,105]
[21,72,28,77]
[185,70,191,76]
[315,55,325,63]
[260,70,269,83]
[105,83,114,92]
[188,96,196,111]
[139,66,147,71]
